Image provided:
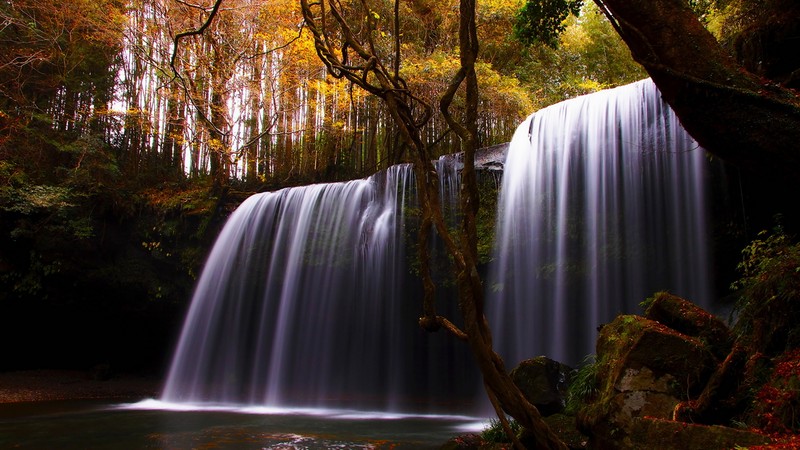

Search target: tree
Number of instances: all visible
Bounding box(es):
[513,0,583,48]
[300,0,565,447]
[591,0,800,179]
[0,0,124,164]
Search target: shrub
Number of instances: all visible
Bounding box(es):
[565,354,598,415]
[481,417,522,443]
[730,223,800,355]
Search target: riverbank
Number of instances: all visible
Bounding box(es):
[0,370,160,404]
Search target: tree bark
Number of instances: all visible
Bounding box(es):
[301,0,566,447]
[594,0,800,179]
[437,0,566,447]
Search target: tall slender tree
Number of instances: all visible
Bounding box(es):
[300,0,565,447]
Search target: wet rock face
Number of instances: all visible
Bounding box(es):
[510,356,573,417]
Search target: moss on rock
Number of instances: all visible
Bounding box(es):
[625,417,770,450]
[644,292,733,360]
[578,314,724,448]
[510,356,573,416]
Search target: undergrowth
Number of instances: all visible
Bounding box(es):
[730,222,800,353]
[565,354,599,415]
[481,417,522,443]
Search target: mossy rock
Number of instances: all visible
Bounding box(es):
[596,315,716,396]
[578,315,718,444]
[644,292,732,360]
[539,414,588,449]
[510,356,573,416]
[624,417,770,450]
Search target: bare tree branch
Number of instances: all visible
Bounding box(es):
[170,0,225,74]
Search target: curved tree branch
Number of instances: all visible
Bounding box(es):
[593,0,800,179]
[170,0,225,74]
[303,0,565,446]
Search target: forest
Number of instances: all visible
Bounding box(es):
[0,0,645,371]
[1,0,800,448]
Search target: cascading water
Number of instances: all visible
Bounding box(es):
[161,164,479,413]
[488,78,712,368]
[162,78,713,415]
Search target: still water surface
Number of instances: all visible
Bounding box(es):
[0,399,485,449]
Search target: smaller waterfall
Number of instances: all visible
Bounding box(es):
[162,164,479,413]
[488,79,712,367]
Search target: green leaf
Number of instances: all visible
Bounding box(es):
[514,0,584,48]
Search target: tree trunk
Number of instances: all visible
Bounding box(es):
[300,0,566,445]
[209,42,230,192]
[438,0,566,447]
[594,0,800,179]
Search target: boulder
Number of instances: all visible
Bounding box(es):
[538,414,588,449]
[571,298,783,448]
[644,292,733,360]
[510,356,573,416]
[609,417,769,450]
[595,315,717,394]
[578,315,719,447]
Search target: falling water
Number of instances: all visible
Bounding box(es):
[161,164,479,413]
[488,79,712,367]
[163,78,713,415]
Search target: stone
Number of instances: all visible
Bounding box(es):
[578,314,720,448]
[624,417,770,450]
[524,414,588,449]
[510,356,573,417]
[644,291,733,360]
[596,315,716,396]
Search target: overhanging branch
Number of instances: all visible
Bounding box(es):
[170,0,225,74]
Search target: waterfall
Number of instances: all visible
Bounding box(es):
[488,79,712,367]
[161,164,479,413]
[162,78,713,414]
